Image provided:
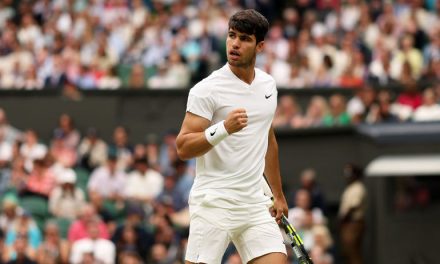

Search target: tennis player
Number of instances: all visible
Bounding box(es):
[176,9,288,264]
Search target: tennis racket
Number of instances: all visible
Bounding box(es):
[262,177,314,264]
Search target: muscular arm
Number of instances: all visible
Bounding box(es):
[264,126,288,221]
[176,112,213,160]
[176,109,248,160]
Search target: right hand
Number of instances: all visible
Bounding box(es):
[224,108,248,134]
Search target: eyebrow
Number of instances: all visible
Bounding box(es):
[228,30,254,39]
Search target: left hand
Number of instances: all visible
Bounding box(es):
[270,195,288,224]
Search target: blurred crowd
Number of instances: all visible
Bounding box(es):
[273,83,440,129]
[0,105,345,264]
[0,108,195,264]
[0,0,438,90]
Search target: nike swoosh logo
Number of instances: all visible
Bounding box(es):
[210,127,217,136]
[265,94,273,99]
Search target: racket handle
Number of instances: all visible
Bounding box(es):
[298,256,313,264]
[292,245,314,264]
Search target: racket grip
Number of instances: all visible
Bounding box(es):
[298,256,313,264]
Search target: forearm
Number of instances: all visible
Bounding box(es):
[264,129,284,199]
[176,131,214,160]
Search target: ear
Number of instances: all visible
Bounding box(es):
[256,40,265,53]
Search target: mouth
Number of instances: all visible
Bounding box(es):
[229,50,241,60]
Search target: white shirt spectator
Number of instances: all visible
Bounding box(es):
[347,96,365,118]
[20,143,47,171]
[17,24,42,47]
[70,238,115,264]
[78,138,108,169]
[0,141,12,162]
[412,104,440,122]
[340,4,361,31]
[49,186,85,219]
[270,59,291,87]
[88,165,127,199]
[124,169,164,200]
[288,207,325,229]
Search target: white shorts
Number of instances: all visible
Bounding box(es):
[185,202,287,264]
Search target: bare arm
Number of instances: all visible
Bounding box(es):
[264,126,288,222]
[176,109,248,160]
[176,112,213,160]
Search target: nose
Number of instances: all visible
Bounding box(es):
[232,38,240,49]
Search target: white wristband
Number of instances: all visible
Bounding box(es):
[205,120,229,146]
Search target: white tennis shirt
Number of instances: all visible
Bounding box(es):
[186,64,277,208]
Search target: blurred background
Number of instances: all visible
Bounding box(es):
[0,0,439,264]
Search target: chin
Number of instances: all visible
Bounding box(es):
[228,59,247,68]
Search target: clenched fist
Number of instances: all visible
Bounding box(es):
[224,108,248,134]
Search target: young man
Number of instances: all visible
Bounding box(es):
[176,9,288,264]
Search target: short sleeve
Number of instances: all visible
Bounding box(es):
[186,85,216,121]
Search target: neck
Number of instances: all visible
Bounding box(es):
[228,62,255,85]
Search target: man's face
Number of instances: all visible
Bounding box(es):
[226,28,264,68]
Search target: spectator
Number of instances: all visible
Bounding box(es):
[158,130,178,177]
[285,63,309,88]
[49,130,77,170]
[67,204,109,242]
[124,157,164,204]
[49,168,85,220]
[412,87,440,122]
[7,158,27,198]
[54,114,81,149]
[0,109,22,144]
[310,245,334,264]
[113,225,147,263]
[390,34,424,80]
[19,130,47,172]
[0,130,13,193]
[21,159,56,199]
[108,126,133,172]
[322,94,351,126]
[311,224,334,254]
[4,212,41,261]
[0,195,22,233]
[171,159,194,210]
[112,204,154,262]
[288,189,325,229]
[35,221,69,264]
[150,243,176,264]
[300,169,325,211]
[128,64,146,89]
[70,219,116,264]
[97,67,121,90]
[22,66,43,90]
[423,31,440,66]
[313,55,336,87]
[148,50,191,89]
[87,153,127,203]
[339,163,367,264]
[296,96,328,128]
[43,55,67,89]
[3,233,37,264]
[75,65,95,90]
[338,61,364,88]
[117,249,143,264]
[347,86,377,124]
[368,49,399,86]
[78,127,108,172]
[366,90,401,124]
[272,94,303,128]
[396,80,423,110]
